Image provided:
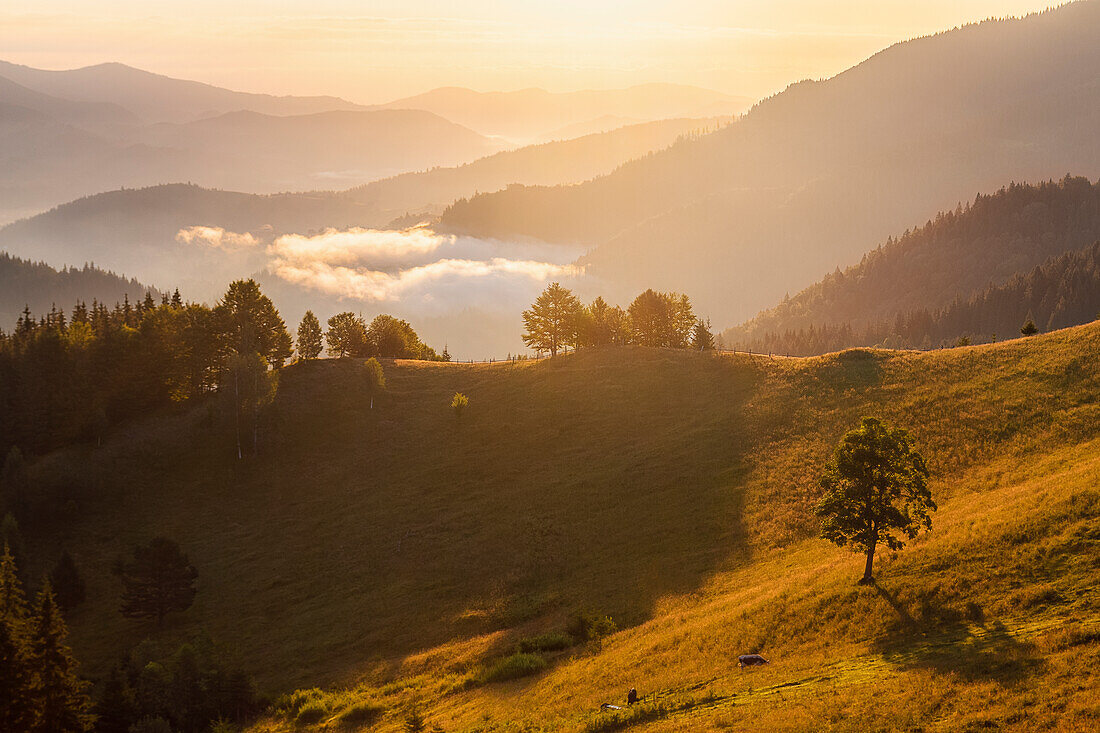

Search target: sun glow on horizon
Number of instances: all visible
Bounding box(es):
[1,1,1056,103]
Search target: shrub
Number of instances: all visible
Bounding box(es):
[274,687,324,717]
[482,652,548,683]
[516,631,574,654]
[584,701,672,732]
[1013,584,1064,609]
[404,708,427,732]
[295,700,329,725]
[339,700,385,725]
[128,718,173,733]
[451,392,469,421]
[570,612,618,642]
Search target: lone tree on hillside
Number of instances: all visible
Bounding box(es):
[361,357,385,409]
[113,538,197,626]
[1020,318,1039,336]
[816,417,934,585]
[296,311,323,360]
[522,283,582,356]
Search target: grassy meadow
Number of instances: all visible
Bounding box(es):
[21,322,1100,731]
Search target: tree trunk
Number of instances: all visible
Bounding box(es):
[234,368,242,460]
[860,545,876,585]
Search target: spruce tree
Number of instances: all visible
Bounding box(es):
[28,581,92,732]
[49,551,86,613]
[92,665,138,733]
[0,613,36,732]
[0,542,28,627]
[692,318,715,350]
[296,311,323,360]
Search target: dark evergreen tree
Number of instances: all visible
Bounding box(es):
[49,551,86,613]
[27,581,92,732]
[295,311,323,360]
[214,279,293,368]
[114,538,197,626]
[0,613,36,732]
[692,318,715,350]
[1020,318,1039,336]
[92,665,138,733]
[0,541,28,626]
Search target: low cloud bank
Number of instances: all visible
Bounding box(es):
[177,225,585,314]
[176,226,259,251]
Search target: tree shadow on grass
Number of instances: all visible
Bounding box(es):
[871,582,1041,685]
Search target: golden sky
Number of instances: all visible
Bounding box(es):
[1,1,1056,102]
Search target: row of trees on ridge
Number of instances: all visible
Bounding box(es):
[522,284,714,356]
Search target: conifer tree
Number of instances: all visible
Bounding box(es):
[0,612,36,732]
[49,551,86,613]
[114,538,197,626]
[92,665,138,733]
[296,311,323,360]
[27,581,92,732]
[0,542,28,627]
[692,318,715,350]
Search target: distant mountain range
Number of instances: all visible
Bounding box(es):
[724,177,1100,353]
[437,2,1100,325]
[0,60,741,221]
[0,117,728,297]
[0,66,504,222]
[376,84,750,143]
[0,60,366,124]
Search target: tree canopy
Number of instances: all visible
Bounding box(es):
[296,311,323,360]
[816,417,935,584]
[114,537,198,625]
[522,282,583,356]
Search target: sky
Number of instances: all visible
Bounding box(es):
[1,1,1056,103]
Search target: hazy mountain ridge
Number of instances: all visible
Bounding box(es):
[342,116,730,222]
[0,76,503,222]
[437,3,1100,323]
[377,82,749,142]
[0,251,157,330]
[0,60,367,123]
[724,176,1100,348]
[0,117,730,302]
[730,240,1100,355]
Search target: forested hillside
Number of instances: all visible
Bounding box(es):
[437,3,1100,321]
[0,252,156,331]
[725,177,1100,353]
[731,243,1100,355]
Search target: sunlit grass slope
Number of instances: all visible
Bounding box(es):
[26,322,1100,731]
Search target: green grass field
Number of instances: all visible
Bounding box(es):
[23,322,1100,731]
